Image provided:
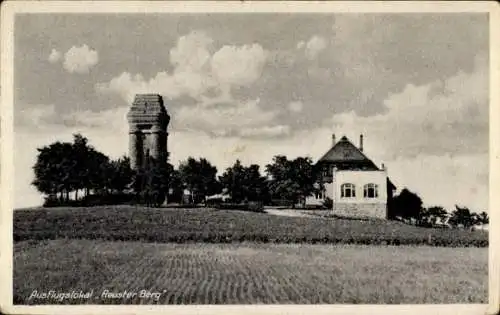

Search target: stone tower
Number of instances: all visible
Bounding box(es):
[127,94,170,170]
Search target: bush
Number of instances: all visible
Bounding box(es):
[81,193,135,206]
[215,202,264,213]
[43,193,135,207]
[322,197,333,209]
[269,199,293,207]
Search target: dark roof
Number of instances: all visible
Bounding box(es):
[317,135,379,170]
[317,135,397,189]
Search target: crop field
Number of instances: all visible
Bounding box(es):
[14,239,487,304]
[14,206,488,246]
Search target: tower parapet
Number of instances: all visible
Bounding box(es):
[127,94,170,170]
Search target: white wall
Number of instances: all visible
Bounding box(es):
[332,170,387,204]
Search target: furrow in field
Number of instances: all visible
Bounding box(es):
[251,259,279,304]
[201,250,219,304]
[267,264,307,303]
[173,251,199,305]
[137,249,177,305]
[146,251,175,304]
[170,252,189,305]
[239,260,255,304]
[241,261,258,304]
[125,252,159,304]
[214,253,236,304]
[165,250,187,304]
[236,252,271,304]
[160,252,182,304]
[184,251,206,304]
[89,243,147,304]
[167,250,188,303]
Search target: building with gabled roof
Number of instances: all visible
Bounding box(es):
[305,134,396,219]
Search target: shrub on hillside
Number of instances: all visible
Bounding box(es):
[322,197,333,209]
[43,193,135,207]
[269,199,294,208]
[389,188,423,220]
[215,201,264,213]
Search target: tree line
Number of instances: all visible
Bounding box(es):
[32,133,489,227]
[389,188,489,228]
[32,134,319,208]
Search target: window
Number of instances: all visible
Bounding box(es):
[364,183,378,198]
[341,183,356,198]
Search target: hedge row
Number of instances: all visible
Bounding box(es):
[215,202,264,212]
[44,194,138,207]
[14,231,488,247]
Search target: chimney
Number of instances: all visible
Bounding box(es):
[332,134,336,146]
[381,163,385,170]
[359,134,364,152]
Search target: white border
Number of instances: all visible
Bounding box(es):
[1,2,498,315]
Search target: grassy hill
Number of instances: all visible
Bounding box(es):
[13,206,488,247]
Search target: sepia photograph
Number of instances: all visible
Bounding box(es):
[1,1,499,315]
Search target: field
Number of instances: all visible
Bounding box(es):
[13,206,488,304]
[14,240,487,304]
[14,206,488,246]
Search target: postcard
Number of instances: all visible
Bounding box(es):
[1,1,499,315]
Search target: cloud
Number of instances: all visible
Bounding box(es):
[170,31,214,71]
[239,125,291,138]
[63,44,99,74]
[15,104,57,127]
[304,35,327,60]
[211,43,268,88]
[175,97,280,137]
[322,51,489,212]
[329,52,488,161]
[387,153,488,212]
[96,31,271,139]
[97,32,268,108]
[61,107,130,133]
[96,72,177,103]
[288,101,303,113]
[48,49,61,63]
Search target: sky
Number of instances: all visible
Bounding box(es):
[13,13,489,212]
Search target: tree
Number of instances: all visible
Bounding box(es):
[86,149,111,194]
[390,188,423,220]
[219,160,268,203]
[32,141,77,202]
[32,134,120,206]
[449,205,474,228]
[420,206,448,226]
[108,156,133,194]
[478,211,489,224]
[265,155,317,208]
[130,155,173,207]
[71,133,90,200]
[167,168,184,203]
[219,160,246,203]
[179,157,219,204]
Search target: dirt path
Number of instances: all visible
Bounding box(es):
[264,209,316,218]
